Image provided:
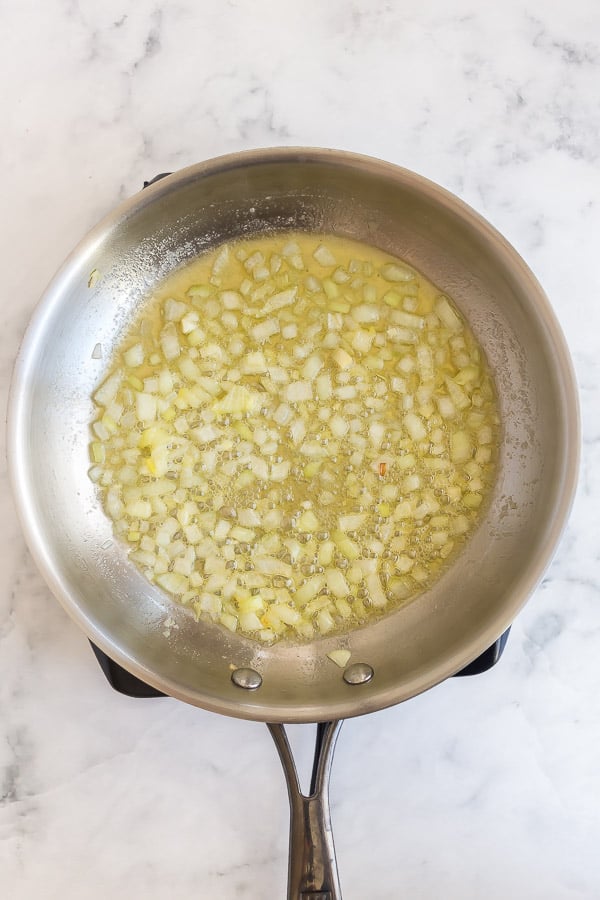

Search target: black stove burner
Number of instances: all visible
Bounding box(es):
[90,172,511,700]
[90,630,510,699]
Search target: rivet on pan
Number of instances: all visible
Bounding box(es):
[343,663,374,685]
[231,667,263,690]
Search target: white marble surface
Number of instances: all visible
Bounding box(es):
[1,1,599,897]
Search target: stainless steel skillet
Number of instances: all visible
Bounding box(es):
[8,148,579,898]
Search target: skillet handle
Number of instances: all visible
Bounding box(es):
[268,721,343,900]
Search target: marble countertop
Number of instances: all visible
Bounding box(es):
[2,1,599,897]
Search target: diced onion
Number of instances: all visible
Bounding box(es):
[285,381,313,402]
[327,649,351,667]
[404,412,427,441]
[435,296,462,331]
[89,233,498,645]
[313,244,336,266]
[381,263,414,282]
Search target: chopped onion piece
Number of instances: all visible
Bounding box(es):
[302,355,324,380]
[404,412,427,441]
[394,310,424,329]
[271,460,291,481]
[366,572,387,607]
[332,348,353,369]
[297,510,320,532]
[282,323,297,339]
[316,373,333,400]
[352,304,380,324]
[94,370,122,407]
[352,329,375,353]
[313,244,336,266]
[450,430,472,462]
[157,572,189,594]
[381,263,414,282]
[369,422,385,447]
[211,245,230,278]
[160,323,180,360]
[286,381,313,402]
[262,287,298,314]
[339,513,366,531]
[317,609,335,634]
[214,385,260,415]
[325,568,350,597]
[327,649,351,668]
[241,351,268,374]
[251,319,279,342]
[123,344,144,367]
[435,295,462,331]
[238,508,261,527]
[136,393,157,423]
[239,611,262,632]
[290,419,306,444]
[273,403,292,425]
[164,298,187,322]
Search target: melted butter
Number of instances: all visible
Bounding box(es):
[90,233,500,643]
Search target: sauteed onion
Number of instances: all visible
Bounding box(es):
[89,234,499,642]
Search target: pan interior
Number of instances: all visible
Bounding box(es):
[10,150,578,722]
